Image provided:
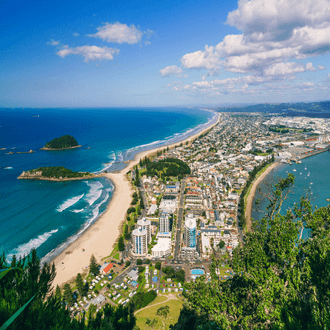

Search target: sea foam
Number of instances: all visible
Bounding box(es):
[57,194,84,212]
[85,181,103,205]
[8,229,59,260]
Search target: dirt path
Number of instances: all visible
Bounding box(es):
[134,294,179,315]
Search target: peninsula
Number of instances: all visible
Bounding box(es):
[18,166,99,181]
[40,135,81,150]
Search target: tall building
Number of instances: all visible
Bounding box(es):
[132,226,147,256]
[184,213,196,248]
[137,217,151,244]
[159,212,171,233]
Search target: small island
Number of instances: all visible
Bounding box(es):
[18,166,100,181]
[40,135,81,150]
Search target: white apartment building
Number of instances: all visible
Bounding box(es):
[159,212,171,233]
[137,217,151,244]
[151,238,171,258]
[131,226,147,256]
[184,213,197,248]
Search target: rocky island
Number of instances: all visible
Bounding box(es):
[18,166,100,181]
[40,135,81,150]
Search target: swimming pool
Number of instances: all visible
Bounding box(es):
[191,269,205,275]
[152,276,158,283]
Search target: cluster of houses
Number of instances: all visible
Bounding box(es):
[130,113,330,261]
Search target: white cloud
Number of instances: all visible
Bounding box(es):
[181,45,221,75]
[318,65,326,70]
[87,22,143,44]
[159,65,184,77]
[306,62,316,71]
[264,62,305,76]
[73,32,80,37]
[47,39,60,46]
[328,73,330,80]
[174,0,330,78]
[57,45,119,62]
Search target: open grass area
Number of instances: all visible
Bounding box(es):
[135,298,183,330]
[112,252,120,260]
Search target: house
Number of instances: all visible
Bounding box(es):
[101,263,114,274]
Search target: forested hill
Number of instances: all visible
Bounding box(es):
[18,166,95,181]
[145,158,191,178]
[43,135,79,149]
[215,100,330,114]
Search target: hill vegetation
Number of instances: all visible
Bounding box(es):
[0,249,136,330]
[44,135,79,149]
[173,174,330,329]
[145,158,190,178]
[25,166,91,179]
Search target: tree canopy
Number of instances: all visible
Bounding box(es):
[146,158,190,178]
[173,174,330,329]
[44,135,78,149]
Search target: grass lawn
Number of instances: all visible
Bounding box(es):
[135,299,183,330]
[112,252,120,260]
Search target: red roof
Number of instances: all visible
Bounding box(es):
[103,263,114,273]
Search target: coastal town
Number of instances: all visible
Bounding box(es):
[57,112,330,326]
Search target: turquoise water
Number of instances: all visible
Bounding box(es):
[252,151,330,239]
[191,269,205,275]
[0,107,216,262]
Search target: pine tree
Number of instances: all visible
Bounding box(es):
[89,254,99,275]
[118,236,125,251]
[76,273,84,297]
[63,283,74,307]
[55,285,62,301]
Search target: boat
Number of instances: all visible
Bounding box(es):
[293,168,296,172]
[305,166,307,170]
[310,182,313,185]
[300,172,302,175]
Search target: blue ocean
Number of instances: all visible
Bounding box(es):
[252,151,330,239]
[0,107,216,262]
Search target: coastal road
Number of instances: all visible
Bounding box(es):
[174,180,185,260]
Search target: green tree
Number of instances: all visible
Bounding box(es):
[89,254,99,275]
[126,260,131,267]
[118,236,125,251]
[124,224,130,240]
[136,259,142,265]
[63,283,74,307]
[145,318,158,329]
[75,273,84,297]
[157,305,170,329]
[218,240,225,249]
[155,261,161,270]
[55,285,62,301]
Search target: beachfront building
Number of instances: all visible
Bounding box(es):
[184,213,197,248]
[131,226,147,256]
[159,212,171,233]
[151,237,171,258]
[137,217,151,244]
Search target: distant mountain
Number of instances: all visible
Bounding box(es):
[214,100,330,114]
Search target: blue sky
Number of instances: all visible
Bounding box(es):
[1,0,330,107]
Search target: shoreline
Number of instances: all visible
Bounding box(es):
[40,145,82,151]
[51,111,220,289]
[245,162,281,231]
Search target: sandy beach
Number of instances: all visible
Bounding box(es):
[51,112,220,289]
[245,162,280,231]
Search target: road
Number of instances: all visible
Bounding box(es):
[174,180,185,260]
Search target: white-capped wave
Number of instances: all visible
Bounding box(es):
[8,229,59,260]
[117,152,123,161]
[70,208,85,213]
[57,194,84,212]
[4,167,13,169]
[85,181,103,205]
